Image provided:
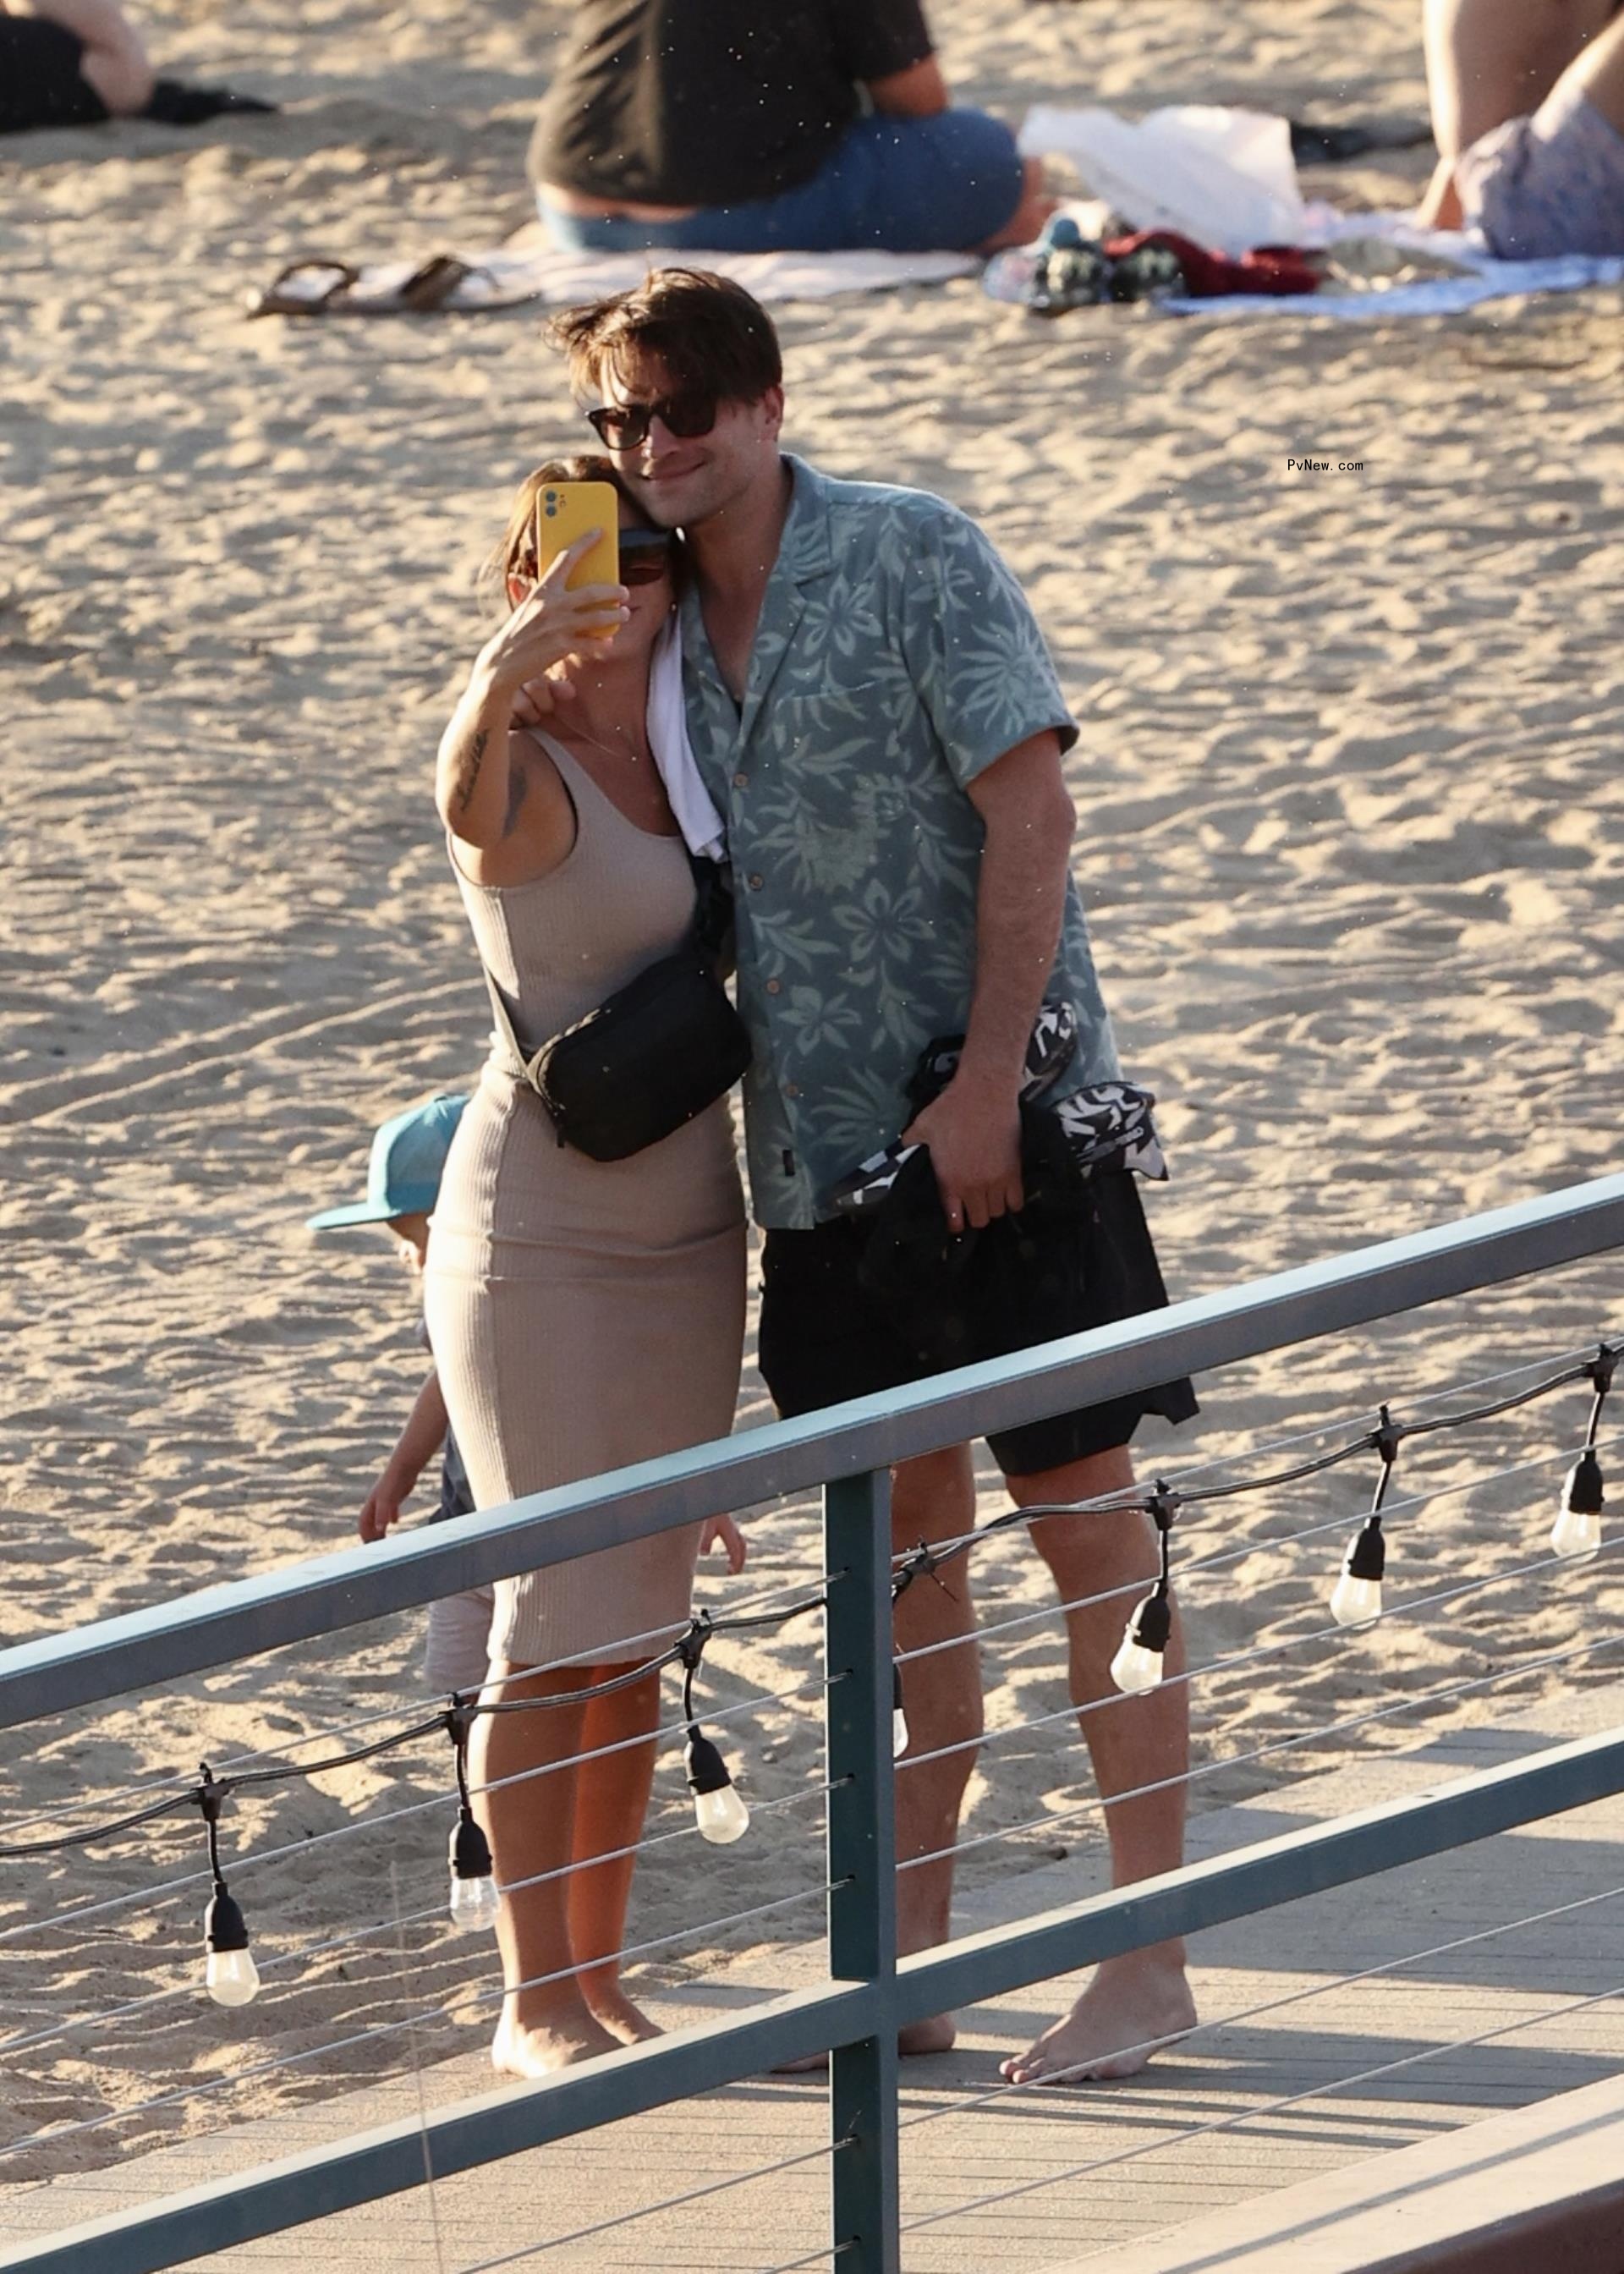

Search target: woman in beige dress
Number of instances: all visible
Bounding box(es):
[425,458,746,2078]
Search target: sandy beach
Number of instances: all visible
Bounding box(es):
[3,0,1623,2198]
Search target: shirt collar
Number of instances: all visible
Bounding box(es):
[776,454,835,586]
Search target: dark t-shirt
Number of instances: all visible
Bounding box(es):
[531,0,933,207]
[0,18,110,135]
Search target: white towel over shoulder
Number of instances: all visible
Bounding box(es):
[647,620,726,862]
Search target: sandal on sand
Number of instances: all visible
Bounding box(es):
[248,253,491,319]
[249,260,360,318]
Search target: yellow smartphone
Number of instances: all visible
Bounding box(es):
[533,481,620,623]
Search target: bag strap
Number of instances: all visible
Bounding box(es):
[479,963,546,1095]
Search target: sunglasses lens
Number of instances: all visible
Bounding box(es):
[589,406,648,450]
[664,393,717,439]
[622,552,671,585]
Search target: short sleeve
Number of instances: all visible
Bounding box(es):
[898,504,1078,790]
[829,0,934,84]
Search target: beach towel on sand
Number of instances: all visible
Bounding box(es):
[250,230,976,316]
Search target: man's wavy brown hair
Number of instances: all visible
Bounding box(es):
[547,267,782,404]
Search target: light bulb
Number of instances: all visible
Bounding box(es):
[1329,1568,1384,1629]
[206,1946,261,2008]
[1330,1514,1386,1629]
[892,1663,910,1758]
[1110,1589,1171,1695]
[448,1870,502,1931]
[693,1782,750,1844]
[685,1726,749,1844]
[1552,1451,1605,1562]
[202,1885,260,2007]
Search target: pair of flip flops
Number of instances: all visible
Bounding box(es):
[249,252,491,318]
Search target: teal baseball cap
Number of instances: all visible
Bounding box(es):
[307,1093,469,1231]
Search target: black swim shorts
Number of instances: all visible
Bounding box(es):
[758,1161,1199,1479]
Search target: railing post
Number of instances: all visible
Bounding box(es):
[823,1467,901,2274]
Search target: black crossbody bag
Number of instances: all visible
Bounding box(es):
[482,856,751,1162]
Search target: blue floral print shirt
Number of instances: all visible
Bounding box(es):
[681,455,1121,1228]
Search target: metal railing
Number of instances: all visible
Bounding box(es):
[5,1168,1624,2274]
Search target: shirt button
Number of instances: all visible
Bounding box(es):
[784,1081,800,1100]
[733,772,749,789]
[765,978,782,995]
[748,874,765,891]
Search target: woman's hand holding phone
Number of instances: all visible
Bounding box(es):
[478,533,628,703]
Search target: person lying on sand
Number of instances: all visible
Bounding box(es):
[532,0,1052,256]
[0,0,271,135]
[1416,0,1624,255]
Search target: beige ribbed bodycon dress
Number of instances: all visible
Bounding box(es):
[423,733,746,1671]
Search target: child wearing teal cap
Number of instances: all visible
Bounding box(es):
[310,1093,493,1692]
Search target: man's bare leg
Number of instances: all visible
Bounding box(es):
[892,1442,982,2054]
[1000,1445,1196,2084]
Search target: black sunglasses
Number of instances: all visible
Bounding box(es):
[586,391,718,453]
[619,530,675,585]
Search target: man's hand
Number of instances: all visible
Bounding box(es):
[700,1513,748,1574]
[902,1073,1023,1233]
[359,1469,413,1543]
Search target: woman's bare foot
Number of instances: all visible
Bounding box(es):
[491,1998,622,2079]
[582,1982,663,2046]
[999,1956,1196,2086]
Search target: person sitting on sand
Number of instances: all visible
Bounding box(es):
[1416,0,1624,256]
[531,0,1052,255]
[0,0,270,135]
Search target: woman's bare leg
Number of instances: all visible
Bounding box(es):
[1418,0,1616,224]
[473,1661,620,2079]
[565,1664,665,2044]
[1565,9,1624,135]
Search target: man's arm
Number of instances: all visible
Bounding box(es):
[865,54,950,117]
[901,730,1076,1233]
[8,0,153,112]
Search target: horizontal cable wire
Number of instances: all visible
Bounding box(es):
[897,1612,1624,1876]
[0,1781,842,2066]
[895,1336,1617,1574]
[897,1519,1624,1786]
[899,1973,1624,2238]
[0,1675,833,1946]
[0,1596,830,1856]
[4,1784,842,2072]
[894,1432,1612,1667]
[456,2137,849,2272]
[0,1883,840,2172]
[757,2247,855,2274]
[900,1876,1624,2134]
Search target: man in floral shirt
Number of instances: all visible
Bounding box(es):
[553,269,1198,2082]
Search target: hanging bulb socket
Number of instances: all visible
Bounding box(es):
[447,1808,502,1931]
[892,1662,910,1759]
[684,1725,749,1845]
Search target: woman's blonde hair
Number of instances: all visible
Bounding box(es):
[482,453,640,600]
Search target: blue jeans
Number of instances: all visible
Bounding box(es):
[540,109,1025,255]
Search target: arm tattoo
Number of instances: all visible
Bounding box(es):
[453,728,489,816]
[501,761,529,838]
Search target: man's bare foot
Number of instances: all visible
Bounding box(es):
[582,1983,662,2046]
[899,2012,956,2057]
[771,2012,956,2075]
[491,2000,621,2079]
[1000,1957,1196,2086]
